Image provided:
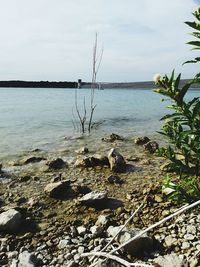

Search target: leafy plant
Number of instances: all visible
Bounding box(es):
[163,175,200,203]
[154,6,200,202]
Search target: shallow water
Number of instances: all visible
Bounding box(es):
[0,87,200,159]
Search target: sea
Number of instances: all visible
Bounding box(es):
[1,87,200,159]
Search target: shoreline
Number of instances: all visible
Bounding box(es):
[0,133,200,266]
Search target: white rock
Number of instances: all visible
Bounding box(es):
[0,209,22,233]
[58,239,70,249]
[164,236,177,247]
[18,251,36,267]
[154,253,188,267]
[77,226,86,235]
[186,225,196,235]
[107,148,126,172]
[181,241,190,250]
[184,233,195,241]
[96,215,109,227]
[79,191,107,202]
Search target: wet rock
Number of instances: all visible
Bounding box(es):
[47,158,67,170]
[102,133,124,142]
[18,251,37,267]
[107,175,123,185]
[75,147,89,154]
[79,191,107,204]
[0,209,22,233]
[0,163,2,172]
[144,141,159,153]
[108,148,126,173]
[154,253,188,267]
[134,136,150,145]
[74,155,109,168]
[23,156,46,164]
[44,180,71,198]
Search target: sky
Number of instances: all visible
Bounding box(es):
[0,0,199,82]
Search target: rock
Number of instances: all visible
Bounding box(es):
[75,147,89,154]
[80,191,107,204]
[0,163,2,172]
[0,209,22,233]
[107,175,123,185]
[107,226,154,258]
[19,175,31,182]
[184,233,195,241]
[74,155,109,168]
[18,251,37,267]
[134,136,150,145]
[164,235,176,247]
[90,225,103,236]
[96,215,109,227]
[143,141,159,153]
[181,241,190,250]
[108,148,126,173]
[58,239,71,249]
[47,158,67,170]
[102,133,124,142]
[77,226,86,235]
[44,180,71,198]
[23,156,46,164]
[154,253,188,267]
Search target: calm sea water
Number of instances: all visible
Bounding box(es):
[1,88,200,158]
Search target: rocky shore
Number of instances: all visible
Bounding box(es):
[0,134,199,267]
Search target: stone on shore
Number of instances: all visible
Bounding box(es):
[0,162,2,172]
[107,175,123,185]
[134,136,150,145]
[23,156,46,165]
[79,191,107,203]
[74,155,109,168]
[0,209,22,233]
[75,146,89,154]
[144,141,159,153]
[153,253,188,267]
[18,251,37,267]
[47,158,67,170]
[102,133,124,142]
[108,148,126,173]
[44,180,71,198]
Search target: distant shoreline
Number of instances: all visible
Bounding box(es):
[0,79,199,89]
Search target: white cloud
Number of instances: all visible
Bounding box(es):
[0,0,198,81]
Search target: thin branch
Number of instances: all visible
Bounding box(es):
[81,252,153,267]
[101,203,144,252]
[91,200,200,267]
[111,199,200,254]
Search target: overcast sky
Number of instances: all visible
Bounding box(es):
[0,0,199,82]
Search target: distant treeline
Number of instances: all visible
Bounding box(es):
[0,80,77,88]
[0,79,199,89]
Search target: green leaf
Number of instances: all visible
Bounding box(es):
[185,21,200,31]
[174,73,181,88]
[187,41,200,47]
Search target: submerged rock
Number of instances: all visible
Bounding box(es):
[47,158,67,170]
[102,133,124,142]
[23,156,46,164]
[0,162,2,172]
[108,148,126,173]
[75,146,89,154]
[134,136,150,145]
[74,155,109,168]
[0,209,22,233]
[44,180,71,198]
[144,141,159,153]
